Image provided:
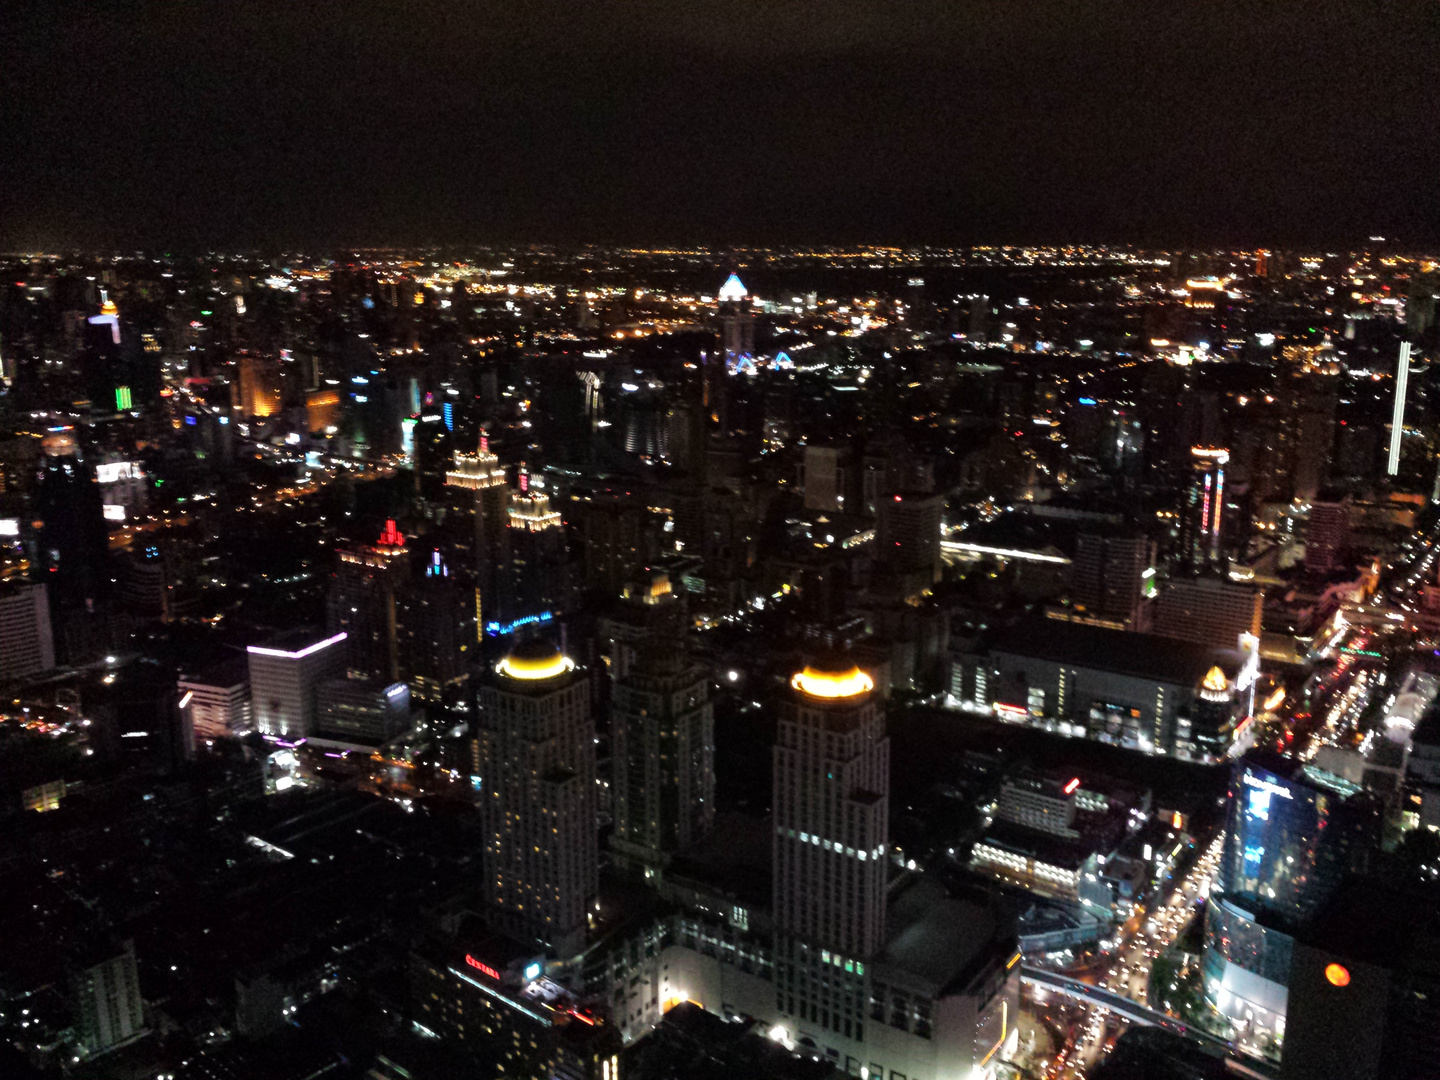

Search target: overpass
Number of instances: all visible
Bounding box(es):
[1021,966,1279,1079]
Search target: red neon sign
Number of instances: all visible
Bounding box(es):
[465,955,501,980]
[1063,778,1081,795]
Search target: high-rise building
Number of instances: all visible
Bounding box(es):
[1152,575,1262,650]
[508,474,570,622]
[327,519,410,681]
[875,491,943,590]
[237,352,281,419]
[1178,447,1229,572]
[32,430,110,617]
[444,434,511,626]
[773,655,890,1037]
[478,639,597,955]
[316,676,411,745]
[178,657,251,740]
[0,581,55,681]
[610,571,714,869]
[414,411,455,509]
[70,939,147,1058]
[247,629,348,739]
[1070,531,1156,628]
[401,549,476,704]
[1203,755,1381,1045]
[1305,495,1352,574]
[717,273,754,372]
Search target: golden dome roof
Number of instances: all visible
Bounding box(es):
[791,657,873,699]
[496,639,573,682]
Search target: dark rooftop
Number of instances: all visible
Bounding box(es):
[982,614,1245,688]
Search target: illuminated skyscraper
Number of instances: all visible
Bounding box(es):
[773,655,889,1037]
[444,433,511,626]
[401,549,476,704]
[509,472,570,621]
[1179,446,1229,572]
[609,570,714,869]
[1203,755,1380,1043]
[478,639,597,955]
[326,519,410,681]
[237,352,282,419]
[717,273,754,372]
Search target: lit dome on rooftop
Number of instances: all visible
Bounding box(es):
[791,657,873,699]
[497,639,574,682]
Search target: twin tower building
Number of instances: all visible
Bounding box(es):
[477,568,712,956]
[477,570,1018,1080]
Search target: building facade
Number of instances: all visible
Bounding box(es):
[952,616,1256,760]
[610,571,714,869]
[246,630,348,739]
[0,581,55,681]
[478,640,598,955]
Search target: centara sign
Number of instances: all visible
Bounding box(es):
[465,955,501,980]
[1242,772,1293,800]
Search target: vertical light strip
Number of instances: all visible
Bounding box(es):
[1389,341,1412,476]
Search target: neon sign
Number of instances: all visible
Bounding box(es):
[465,955,500,980]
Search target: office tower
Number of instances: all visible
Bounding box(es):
[573,495,662,597]
[1178,446,1229,572]
[414,411,455,508]
[1388,341,1414,476]
[1305,495,1352,574]
[246,629,348,738]
[316,676,411,745]
[1289,394,1335,503]
[875,491,943,590]
[178,658,251,740]
[610,570,714,869]
[508,474,570,621]
[401,549,476,704]
[305,388,340,433]
[1152,575,1262,649]
[478,639,597,954]
[0,581,55,681]
[717,273,754,372]
[32,431,110,614]
[1203,756,1380,1045]
[1070,531,1156,628]
[773,654,889,1038]
[444,434,511,626]
[1256,249,1270,277]
[70,939,147,1058]
[327,519,410,681]
[237,352,281,419]
[803,445,849,512]
[118,542,168,620]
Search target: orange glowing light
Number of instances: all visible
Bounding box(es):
[791,665,873,699]
[1325,963,1351,987]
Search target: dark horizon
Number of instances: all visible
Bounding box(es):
[3,2,1439,251]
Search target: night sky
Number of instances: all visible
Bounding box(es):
[4,2,1438,250]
